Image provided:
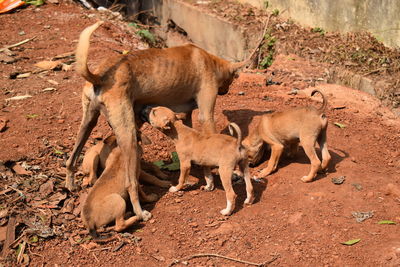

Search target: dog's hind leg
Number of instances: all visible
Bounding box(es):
[107,193,140,232]
[239,159,254,205]
[196,85,217,134]
[300,135,321,183]
[318,128,331,171]
[66,97,100,191]
[219,166,237,216]
[106,97,151,222]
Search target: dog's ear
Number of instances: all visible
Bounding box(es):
[230,60,249,74]
[175,112,187,121]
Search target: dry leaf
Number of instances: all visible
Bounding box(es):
[12,163,32,176]
[5,95,32,101]
[34,60,62,70]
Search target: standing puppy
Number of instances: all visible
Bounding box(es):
[242,90,331,182]
[146,106,254,216]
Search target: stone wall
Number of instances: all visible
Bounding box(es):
[238,0,400,48]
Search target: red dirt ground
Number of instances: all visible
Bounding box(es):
[0,2,399,267]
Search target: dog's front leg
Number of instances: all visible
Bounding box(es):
[169,160,191,192]
[65,97,100,191]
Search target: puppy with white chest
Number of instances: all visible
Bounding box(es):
[144,106,254,216]
[242,90,331,182]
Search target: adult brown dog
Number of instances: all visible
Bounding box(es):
[242,90,331,182]
[65,21,247,221]
[145,106,254,216]
[81,135,171,188]
[81,143,158,238]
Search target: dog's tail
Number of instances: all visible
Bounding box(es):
[76,21,104,85]
[228,122,242,148]
[311,89,327,112]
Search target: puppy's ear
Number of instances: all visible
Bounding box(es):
[162,117,172,130]
[175,112,187,121]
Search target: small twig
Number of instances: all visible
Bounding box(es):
[0,37,36,53]
[246,13,273,67]
[363,67,387,76]
[112,241,125,252]
[90,246,112,252]
[168,253,279,267]
[28,245,44,258]
[92,252,100,263]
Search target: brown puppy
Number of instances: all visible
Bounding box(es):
[242,90,331,182]
[146,106,254,216]
[65,22,247,222]
[81,135,171,188]
[81,144,157,238]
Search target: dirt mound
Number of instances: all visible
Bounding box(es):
[0,1,399,266]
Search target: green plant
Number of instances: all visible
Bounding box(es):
[272,8,279,16]
[136,29,156,45]
[263,0,269,9]
[129,22,156,45]
[23,0,44,6]
[259,33,277,69]
[311,27,325,36]
[260,51,274,68]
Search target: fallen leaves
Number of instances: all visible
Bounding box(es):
[5,94,32,101]
[341,238,361,246]
[34,60,62,70]
[334,122,346,129]
[378,220,397,225]
[153,151,180,171]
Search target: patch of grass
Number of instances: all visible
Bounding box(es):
[128,22,156,45]
[311,27,325,36]
[259,33,277,69]
[263,0,269,9]
[272,9,279,16]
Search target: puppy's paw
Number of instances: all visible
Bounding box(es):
[141,210,152,221]
[200,184,214,191]
[146,193,159,202]
[244,196,254,205]
[159,181,172,188]
[220,208,232,216]
[301,176,313,183]
[169,186,179,193]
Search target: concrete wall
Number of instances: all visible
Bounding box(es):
[238,0,400,48]
[142,0,260,61]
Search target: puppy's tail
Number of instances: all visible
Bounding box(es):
[228,122,242,148]
[76,21,103,85]
[311,89,327,112]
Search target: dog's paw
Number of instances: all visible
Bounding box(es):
[141,210,152,221]
[159,181,172,188]
[146,193,159,202]
[244,196,254,205]
[200,184,215,191]
[301,176,313,183]
[220,208,232,216]
[169,186,179,193]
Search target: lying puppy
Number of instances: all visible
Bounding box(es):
[81,142,159,238]
[242,90,331,182]
[66,21,247,222]
[145,106,254,216]
[81,135,171,188]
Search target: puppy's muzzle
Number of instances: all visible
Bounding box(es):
[140,105,155,122]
